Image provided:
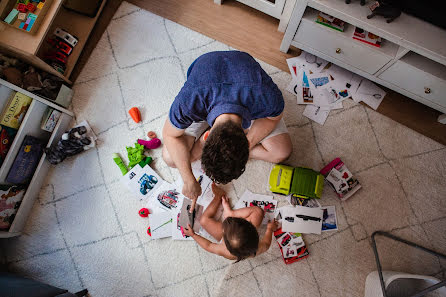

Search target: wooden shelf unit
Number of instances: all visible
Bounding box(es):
[0,0,107,83]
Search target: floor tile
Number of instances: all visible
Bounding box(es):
[8,250,82,293]
[144,239,201,288]
[390,149,446,223]
[108,9,174,68]
[71,236,154,297]
[56,186,121,246]
[73,73,126,134]
[342,163,414,236]
[253,258,320,297]
[312,106,386,172]
[367,108,444,160]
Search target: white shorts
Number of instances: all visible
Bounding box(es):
[184,118,289,142]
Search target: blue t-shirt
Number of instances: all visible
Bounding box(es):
[169,51,284,129]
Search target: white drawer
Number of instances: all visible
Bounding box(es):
[294,18,393,74]
[378,57,446,107]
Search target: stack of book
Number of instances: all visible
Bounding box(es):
[320,158,362,201]
[315,12,345,32]
[274,228,309,264]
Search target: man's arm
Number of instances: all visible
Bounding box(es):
[162,119,201,203]
[245,113,283,149]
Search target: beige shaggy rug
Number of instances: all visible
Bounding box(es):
[1,2,445,297]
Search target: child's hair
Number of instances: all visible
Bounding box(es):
[222,217,259,262]
[201,121,249,184]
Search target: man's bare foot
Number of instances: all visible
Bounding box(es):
[221,195,233,218]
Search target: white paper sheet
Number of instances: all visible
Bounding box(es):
[149,211,172,239]
[146,181,185,214]
[234,190,278,225]
[355,79,386,110]
[121,164,164,202]
[303,105,331,125]
[282,206,323,234]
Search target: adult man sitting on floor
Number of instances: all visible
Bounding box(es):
[162,51,292,208]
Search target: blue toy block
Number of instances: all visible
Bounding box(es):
[26,18,35,31]
[4,9,19,24]
[27,13,37,20]
[19,22,25,29]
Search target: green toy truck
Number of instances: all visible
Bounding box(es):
[268,164,324,199]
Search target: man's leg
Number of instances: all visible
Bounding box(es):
[250,133,292,164]
[162,121,209,167]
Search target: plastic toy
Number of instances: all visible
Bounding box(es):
[45,125,95,165]
[147,227,151,236]
[44,28,78,74]
[112,153,128,175]
[17,4,27,13]
[269,164,324,199]
[37,2,44,9]
[26,3,36,12]
[147,131,157,139]
[138,208,149,217]
[138,156,152,168]
[157,190,180,209]
[137,138,161,150]
[128,107,141,123]
[4,9,19,24]
[126,143,145,168]
[18,12,26,20]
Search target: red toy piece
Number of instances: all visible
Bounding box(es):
[139,208,150,217]
[147,227,151,236]
[137,138,161,149]
[147,131,157,139]
[17,3,27,12]
[26,3,36,12]
[129,107,141,123]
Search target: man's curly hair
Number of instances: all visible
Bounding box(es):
[201,121,249,184]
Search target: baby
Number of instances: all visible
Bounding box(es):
[183,183,278,261]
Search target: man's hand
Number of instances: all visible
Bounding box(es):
[183,223,195,237]
[182,178,201,212]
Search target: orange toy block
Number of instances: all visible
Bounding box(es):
[128,107,141,123]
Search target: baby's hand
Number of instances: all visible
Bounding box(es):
[267,219,279,232]
[183,224,195,237]
[211,183,226,198]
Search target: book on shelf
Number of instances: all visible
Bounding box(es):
[41,107,61,132]
[6,135,44,185]
[315,12,345,32]
[0,125,18,168]
[0,91,32,129]
[320,158,361,201]
[352,27,382,47]
[0,185,26,230]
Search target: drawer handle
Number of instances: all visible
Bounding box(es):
[336,48,341,54]
[424,87,431,94]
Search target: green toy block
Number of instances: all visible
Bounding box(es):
[138,156,153,168]
[126,143,145,169]
[17,0,30,4]
[4,9,19,24]
[27,13,37,20]
[112,153,128,175]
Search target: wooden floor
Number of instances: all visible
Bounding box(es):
[72,0,446,145]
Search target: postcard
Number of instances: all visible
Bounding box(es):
[171,208,193,241]
[149,211,172,239]
[121,164,164,202]
[146,181,185,213]
[303,105,330,125]
[178,198,204,233]
[321,206,338,232]
[354,79,386,110]
[282,206,323,234]
[234,190,278,224]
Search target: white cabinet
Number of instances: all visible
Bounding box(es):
[280,0,446,120]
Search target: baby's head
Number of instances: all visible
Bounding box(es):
[222,217,259,262]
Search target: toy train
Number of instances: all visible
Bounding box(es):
[44,28,78,74]
[269,164,324,199]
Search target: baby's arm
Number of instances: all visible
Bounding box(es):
[184,224,236,260]
[256,219,279,255]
